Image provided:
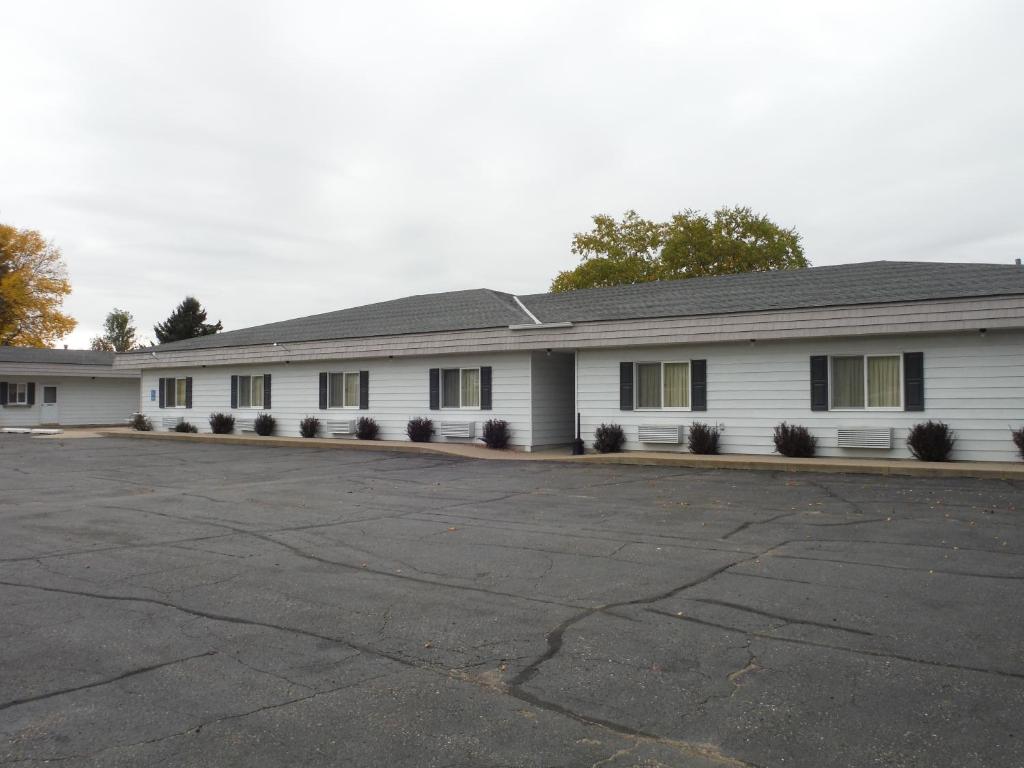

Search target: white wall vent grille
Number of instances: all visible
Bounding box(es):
[837,427,892,449]
[326,419,356,437]
[162,416,184,430]
[439,421,475,438]
[637,424,685,444]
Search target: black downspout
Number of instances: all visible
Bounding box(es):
[572,412,585,455]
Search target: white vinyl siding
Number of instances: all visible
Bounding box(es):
[140,353,534,448]
[0,376,139,427]
[576,330,1024,462]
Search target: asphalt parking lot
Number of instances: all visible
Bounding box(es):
[1,436,1022,768]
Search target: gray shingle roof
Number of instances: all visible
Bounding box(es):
[521,261,1024,324]
[0,347,116,365]
[132,261,1024,353]
[146,289,530,353]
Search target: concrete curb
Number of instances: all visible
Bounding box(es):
[96,429,1024,480]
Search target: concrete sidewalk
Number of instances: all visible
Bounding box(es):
[94,426,1024,480]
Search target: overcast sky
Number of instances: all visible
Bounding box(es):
[1,1,1021,348]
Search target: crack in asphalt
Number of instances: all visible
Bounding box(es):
[646,609,1024,680]
[0,650,217,712]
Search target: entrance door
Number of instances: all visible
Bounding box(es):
[40,385,58,425]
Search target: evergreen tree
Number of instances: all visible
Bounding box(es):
[153,297,222,344]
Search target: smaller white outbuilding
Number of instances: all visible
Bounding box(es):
[0,347,141,428]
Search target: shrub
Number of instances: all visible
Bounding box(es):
[299,416,320,438]
[1013,427,1024,460]
[174,420,198,434]
[688,422,720,455]
[130,413,153,432]
[773,422,816,458]
[209,412,235,434]
[406,417,434,442]
[907,421,955,462]
[356,416,380,440]
[254,413,276,437]
[593,423,625,453]
[482,419,510,449]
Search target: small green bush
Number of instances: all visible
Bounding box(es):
[773,423,816,458]
[174,421,198,434]
[688,422,720,455]
[130,413,153,432]
[356,416,379,440]
[907,421,955,462]
[482,419,510,449]
[299,416,320,438]
[593,423,625,453]
[407,417,434,442]
[209,412,235,434]
[254,413,276,437]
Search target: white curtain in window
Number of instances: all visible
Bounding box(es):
[344,372,360,407]
[238,376,250,408]
[251,375,264,408]
[868,356,900,407]
[831,357,864,408]
[663,363,689,408]
[442,369,461,408]
[176,379,186,406]
[461,369,480,408]
[637,363,661,408]
[329,373,345,407]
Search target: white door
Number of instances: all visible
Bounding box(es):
[40,385,59,424]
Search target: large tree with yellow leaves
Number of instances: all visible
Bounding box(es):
[0,224,77,346]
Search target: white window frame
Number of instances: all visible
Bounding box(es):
[6,382,28,406]
[828,353,903,412]
[440,367,481,410]
[237,375,265,409]
[165,377,188,409]
[634,361,692,411]
[327,371,361,409]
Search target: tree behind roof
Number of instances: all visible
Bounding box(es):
[550,206,808,292]
[153,297,222,344]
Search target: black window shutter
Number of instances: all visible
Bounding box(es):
[263,374,272,409]
[480,366,492,410]
[691,360,707,411]
[359,370,369,410]
[185,377,193,409]
[810,356,829,411]
[903,352,924,411]
[230,376,238,409]
[159,378,167,409]
[619,362,634,411]
[318,372,328,410]
[27,383,35,406]
[429,368,440,410]
[0,382,7,405]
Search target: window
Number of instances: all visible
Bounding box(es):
[635,362,690,409]
[237,375,264,409]
[830,355,901,409]
[6,382,28,405]
[328,372,360,408]
[441,368,480,409]
[165,377,188,408]
[43,386,57,404]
